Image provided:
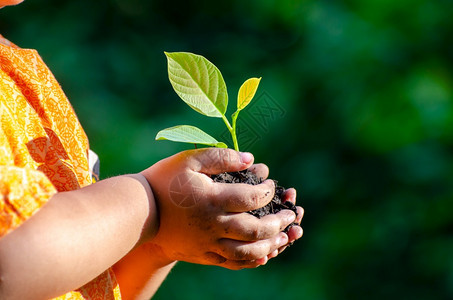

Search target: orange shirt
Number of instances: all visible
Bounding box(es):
[0,35,121,299]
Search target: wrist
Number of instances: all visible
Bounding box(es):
[125,173,159,245]
[141,242,177,267]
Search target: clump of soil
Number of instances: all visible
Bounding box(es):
[211,169,298,233]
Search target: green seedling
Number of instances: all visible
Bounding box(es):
[155,52,261,152]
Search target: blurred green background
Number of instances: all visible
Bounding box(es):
[2,0,453,299]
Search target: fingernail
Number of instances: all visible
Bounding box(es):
[269,249,279,259]
[257,256,268,266]
[240,152,253,164]
[279,234,289,247]
[297,226,304,239]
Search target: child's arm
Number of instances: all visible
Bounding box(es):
[0,149,303,300]
[0,173,157,300]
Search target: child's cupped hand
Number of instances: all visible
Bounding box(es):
[141,148,303,269]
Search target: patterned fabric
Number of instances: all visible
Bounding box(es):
[0,34,121,300]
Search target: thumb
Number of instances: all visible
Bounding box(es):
[187,148,254,175]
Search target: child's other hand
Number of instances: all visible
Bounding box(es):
[141,148,301,269]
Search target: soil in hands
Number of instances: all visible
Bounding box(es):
[211,169,298,233]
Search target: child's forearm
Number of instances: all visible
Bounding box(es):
[0,174,158,300]
[112,242,177,300]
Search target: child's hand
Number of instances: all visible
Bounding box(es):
[141,148,303,269]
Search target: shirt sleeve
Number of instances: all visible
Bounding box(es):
[0,165,56,238]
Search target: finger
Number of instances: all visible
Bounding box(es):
[287,225,303,242]
[268,249,279,259]
[204,252,266,270]
[217,232,289,261]
[295,206,304,224]
[220,209,296,241]
[204,254,264,270]
[275,225,303,255]
[255,256,269,266]
[281,188,304,223]
[248,163,269,181]
[212,179,275,212]
[281,188,297,204]
[185,148,254,175]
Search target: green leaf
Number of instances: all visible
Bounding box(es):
[237,77,261,111]
[165,52,228,118]
[155,125,228,148]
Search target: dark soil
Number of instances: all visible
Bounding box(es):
[211,169,298,233]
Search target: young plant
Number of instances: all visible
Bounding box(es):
[157,52,300,232]
[155,52,261,152]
